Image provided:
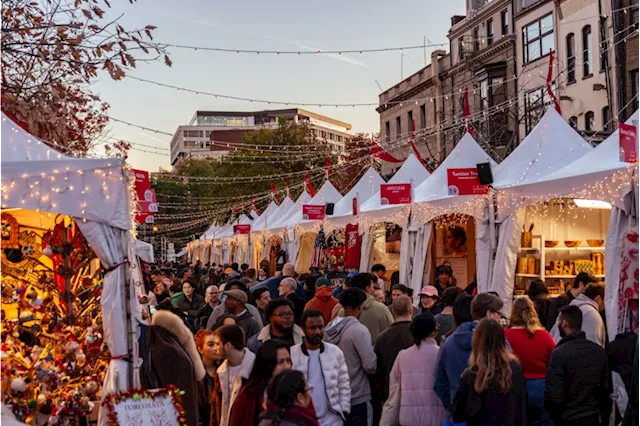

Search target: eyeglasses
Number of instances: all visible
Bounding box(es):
[273,311,294,318]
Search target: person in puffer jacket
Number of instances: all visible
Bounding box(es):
[291,309,351,426]
[550,283,606,347]
[380,312,448,426]
[325,288,377,426]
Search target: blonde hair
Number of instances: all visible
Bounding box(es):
[510,296,544,338]
[468,318,517,393]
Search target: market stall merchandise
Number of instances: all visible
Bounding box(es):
[358,153,431,278]
[265,191,311,267]
[1,113,146,426]
[492,108,638,320]
[409,133,496,297]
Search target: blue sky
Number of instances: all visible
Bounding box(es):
[94,0,464,171]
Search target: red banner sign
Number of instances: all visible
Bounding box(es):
[380,183,412,205]
[344,223,361,269]
[133,169,153,201]
[352,197,358,216]
[302,205,326,220]
[447,168,489,196]
[234,224,251,235]
[619,123,638,163]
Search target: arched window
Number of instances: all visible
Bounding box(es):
[585,111,594,131]
[582,25,593,77]
[602,106,611,132]
[566,33,575,83]
[569,116,578,129]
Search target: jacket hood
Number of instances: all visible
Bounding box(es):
[362,293,375,309]
[572,294,599,311]
[314,286,334,301]
[452,321,477,351]
[324,316,359,345]
[152,310,206,381]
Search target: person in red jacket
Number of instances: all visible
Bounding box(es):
[230,340,293,426]
[304,277,339,324]
[505,296,556,426]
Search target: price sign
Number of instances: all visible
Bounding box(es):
[233,224,251,234]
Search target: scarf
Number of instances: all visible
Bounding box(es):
[282,404,320,426]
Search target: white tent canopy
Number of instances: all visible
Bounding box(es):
[496,110,639,222]
[293,181,343,231]
[327,167,386,229]
[253,196,294,233]
[492,108,593,189]
[1,114,130,230]
[135,239,155,263]
[267,191,312,233]
[359,153,431,228]
[1,113,143,426]
[250,201,279,231]
[411,133,497,227]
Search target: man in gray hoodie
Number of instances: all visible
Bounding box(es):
[325,287,377,426]
[550,282,606,347]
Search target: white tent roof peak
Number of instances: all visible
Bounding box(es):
[267,191,311,230]
[308,180,342,205]
[253,196,294,232]
[332,167,385,217]
[414,133,496,203]
[493,108,593,187]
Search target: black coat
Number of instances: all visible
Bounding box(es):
[546,291,575,331]
[544,331,611,425]
[175,293,206,318]
[452,359,528,426]
[286,293,307,326]
[374,321,413,402]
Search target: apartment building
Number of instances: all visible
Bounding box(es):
[377,50,449,175]
[170,108,352,165]
[514,0,616,141]
[611,0,639,122]
[444,0,519,157]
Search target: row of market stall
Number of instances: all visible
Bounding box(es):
[189,107,639,341]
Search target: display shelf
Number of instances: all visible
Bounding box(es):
[515,273,540,278]
[545,246,605,252]
[518,247,540,252]
[546,274,605,279]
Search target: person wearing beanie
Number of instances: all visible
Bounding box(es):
[304,277,339,324]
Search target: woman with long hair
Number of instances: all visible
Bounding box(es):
[380,312,449,426]
[505,296,556,426]
[231,340,293,426]
[195,329,217,426]
[259,370,319,426]
[452,318,528,425]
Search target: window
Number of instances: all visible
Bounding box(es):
[501,10,509,35]
[523,14,554,63]
[602,106,611,132]
[524,84,556,133]
[420,104,427,129]
[183,141,203,149]
[480,79,489,110]
[585,111,595,131]
[183,130,203,138]
[205,130,212,138]
[599,27,607,72]
[336,135,342,143]
[487,19,494,45]
[396,116,401,140]
[458,37,465,60]
[569,116,578,129]
[473,27,480,51]
[632,0,639,27]
[408,111,414,131]
[631,69,639,112]
[329,133,335,141]
[566,33,576,83]
[385,121,391,142]
[583,25,593,77]
[321,131,327,138]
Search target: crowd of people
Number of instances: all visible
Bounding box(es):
[140,259,638,426]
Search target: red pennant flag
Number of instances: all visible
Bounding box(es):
[325,155,333,179]
[271,181,280,204]
[409,120,431,172]
[370,140,404,163]
[546,50,562,114]
[464,88,473,136]
[251,196,260,215]
[304,172,316,197]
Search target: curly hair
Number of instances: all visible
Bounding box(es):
[194,329,214,351]
[260,370,307,426]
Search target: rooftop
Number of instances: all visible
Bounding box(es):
[190,108,352,130]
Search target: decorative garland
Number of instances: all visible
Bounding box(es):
[102,385,188,426]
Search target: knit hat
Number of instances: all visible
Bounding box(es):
[315,277,331,287]
[224,289,247,304]
[224,267,233,274]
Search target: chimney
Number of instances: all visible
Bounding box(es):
[431,50,447,78]
[451,15,466,26]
